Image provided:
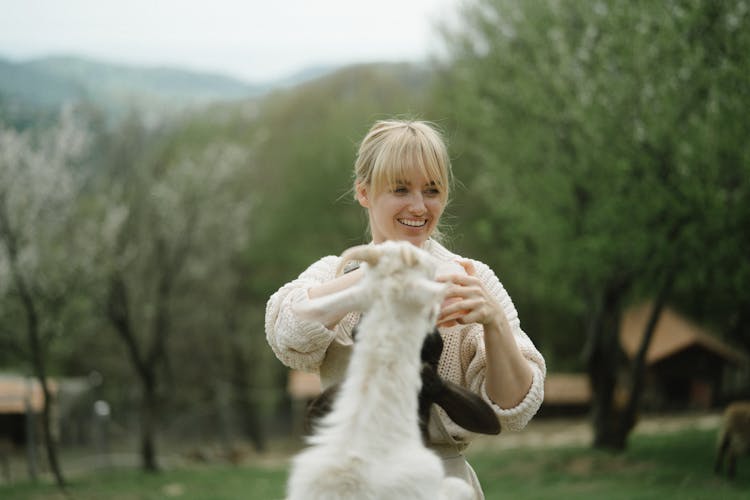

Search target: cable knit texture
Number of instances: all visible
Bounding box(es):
[265,240,546,443]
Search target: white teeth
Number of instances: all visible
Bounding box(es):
[399,219,427,227]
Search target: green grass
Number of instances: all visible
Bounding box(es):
[470,428,749,499]
[2,428,748,499]
[0,464,289,500]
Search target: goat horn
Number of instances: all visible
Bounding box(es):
[336,245,382,276]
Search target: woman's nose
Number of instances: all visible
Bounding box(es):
[408,192,426,213]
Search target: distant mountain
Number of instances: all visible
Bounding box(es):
[0,54,339,124]
[0,57,85,107]
[270,64,341,89]
[30,56,268,100]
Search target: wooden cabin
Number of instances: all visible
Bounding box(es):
[0,375,53,446]
[619,303,748,410]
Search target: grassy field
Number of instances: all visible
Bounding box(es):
[1,425,748,499]
[470,427,749,499]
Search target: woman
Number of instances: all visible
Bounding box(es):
[266,119,545,499]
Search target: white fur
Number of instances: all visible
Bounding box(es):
[288,241,474,500]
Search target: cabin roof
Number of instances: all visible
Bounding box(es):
[619,303,748,365]
[0,374,55,413]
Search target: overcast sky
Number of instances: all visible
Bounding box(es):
[0,0,460,82]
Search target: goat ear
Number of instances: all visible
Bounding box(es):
[433,379,501,435]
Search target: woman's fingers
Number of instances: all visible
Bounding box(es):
[438,296,467,325]
[441,296,479,314]
[435,261,486,326]
[438,297,483,324]
[436,260,505,329]
[438,306,482,326]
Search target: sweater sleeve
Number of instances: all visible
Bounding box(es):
[459,260,546,432]
[265,256,340,372]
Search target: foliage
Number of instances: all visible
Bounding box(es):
[245,62,438,289]
[83,110,261,468]
[0,105,92,369]
[0,105,95,486]
[440,0,750,366]
[1,61,438,461]
[431,0,750,451]
[435,0,750,363]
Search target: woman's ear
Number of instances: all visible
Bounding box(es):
[355,183,370,208]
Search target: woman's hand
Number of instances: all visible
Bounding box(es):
[436,260,504,328]
[437,259,534,408]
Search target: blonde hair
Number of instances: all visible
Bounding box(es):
[353,119,453,242]
[354,119,452,201]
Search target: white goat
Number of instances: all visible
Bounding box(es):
[287,241,474,500]
[714,400,750,478]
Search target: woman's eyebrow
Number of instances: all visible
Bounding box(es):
[393,179,437,187]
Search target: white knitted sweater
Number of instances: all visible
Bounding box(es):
[265,240,546,443]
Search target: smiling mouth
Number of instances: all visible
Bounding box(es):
[398,218,427,228]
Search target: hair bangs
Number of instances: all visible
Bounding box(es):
[369,127,450,199]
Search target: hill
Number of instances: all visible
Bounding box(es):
[0,55,337,125]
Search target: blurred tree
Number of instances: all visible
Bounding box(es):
[48,63,433,461]
[88,113,256,471]
[0,107,91,486]
[437,0,750,449]
[249,63,436,273]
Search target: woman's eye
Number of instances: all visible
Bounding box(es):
[393,186,408,194]
[425,188,441,196]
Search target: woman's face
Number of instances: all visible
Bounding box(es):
[357,168,446,247]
